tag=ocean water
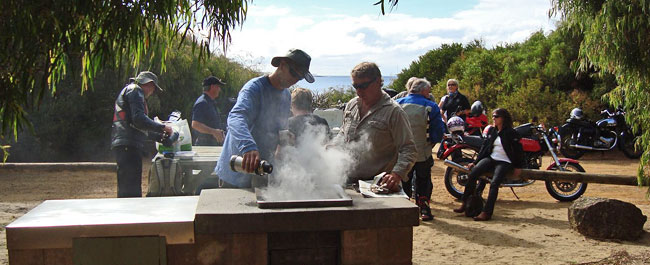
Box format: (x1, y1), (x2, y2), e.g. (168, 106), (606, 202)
(295, 76), (396, 94)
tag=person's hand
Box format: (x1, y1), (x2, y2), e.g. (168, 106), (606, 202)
(512, 168), (522, 179)
(379, 172), (403, 192)
(242, 150), (260, 173)
(163, 125), (173, 136)
(467, 163), (475, 170)
(212, 129), (225, 143)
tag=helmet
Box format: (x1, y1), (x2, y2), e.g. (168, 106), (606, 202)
(447, 116), (465, 134)
(570, 108), (584, 120)
(471, 101), (484, 117)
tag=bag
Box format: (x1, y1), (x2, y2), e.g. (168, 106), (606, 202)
(156, 119), (192, 153)
(464, 191), (485, 217)
(146, 157), (184, 196)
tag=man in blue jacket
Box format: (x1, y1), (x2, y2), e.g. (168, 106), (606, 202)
(396, 77), (445, 221)
(201, 49), (315, 190)
(111, 71), (173, 197)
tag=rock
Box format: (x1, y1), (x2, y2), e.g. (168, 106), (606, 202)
(568, 197), (647, 240)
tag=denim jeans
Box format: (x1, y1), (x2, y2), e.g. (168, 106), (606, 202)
(460, 157), (512, 215)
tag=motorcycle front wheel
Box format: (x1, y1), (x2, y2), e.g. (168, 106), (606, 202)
(619, 130), (643, 159)
(544, 162), (588, 202)
(559, 131), (585, 159)
(444, 158), (474, 199)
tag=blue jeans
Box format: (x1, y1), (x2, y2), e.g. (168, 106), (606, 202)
(461, 157), (512, 215)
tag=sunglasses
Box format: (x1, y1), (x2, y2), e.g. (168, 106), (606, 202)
(352, 78), (376, 90)
(447, 83), (457, 87)
(288, 65), (304, 80)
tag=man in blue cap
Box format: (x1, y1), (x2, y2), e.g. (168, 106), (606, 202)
(111, 71), (173, 197)
(198, 49), (315, 191)
(191, 76), (226, 146)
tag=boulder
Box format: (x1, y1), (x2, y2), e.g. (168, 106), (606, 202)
(568, 197), (647, 240)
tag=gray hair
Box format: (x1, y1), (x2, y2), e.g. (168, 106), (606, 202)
(410, 78), (431, 94)
(447, 78), (459, 86)
(405, 77), (418, 91)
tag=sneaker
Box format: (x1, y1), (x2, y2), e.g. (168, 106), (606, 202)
(418, 196), (434, 221)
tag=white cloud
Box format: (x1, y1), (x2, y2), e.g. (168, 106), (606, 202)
(226, 0), (556, 76)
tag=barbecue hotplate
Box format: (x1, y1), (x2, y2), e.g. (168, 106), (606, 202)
(255, 184), (353, 209)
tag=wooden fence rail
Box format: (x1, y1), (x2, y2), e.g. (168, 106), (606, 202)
(0, 162), (116, 172)
(444, 160), (645, 186)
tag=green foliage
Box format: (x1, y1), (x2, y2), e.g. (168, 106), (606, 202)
(0, 0), (249, 137)
(2, 40), (259, 162)
(313, 88), (357, 110)
(498, 79), (574, 126)
(392, 27), (611, 130)
(390, 43), (464, 93)
(552, 0), (650, 185)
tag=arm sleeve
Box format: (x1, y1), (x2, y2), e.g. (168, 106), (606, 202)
(126, 88), (164, 132)
(192, 101), (210, 125)
(227, 85), (260, 154)
(428, 103), (444, 143)
(390, 108), (417, 181)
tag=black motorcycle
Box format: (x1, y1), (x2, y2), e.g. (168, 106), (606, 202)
(558, 108), (643, 159)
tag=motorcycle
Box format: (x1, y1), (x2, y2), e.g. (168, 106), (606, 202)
(558, 108), (643, 159)
(465, 113), (488, 136)
(443, 123), (589, 202)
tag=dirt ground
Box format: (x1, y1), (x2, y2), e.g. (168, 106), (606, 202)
(1, 151), (649, 265)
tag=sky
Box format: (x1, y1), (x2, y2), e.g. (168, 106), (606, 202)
(224, 0), (558, 76)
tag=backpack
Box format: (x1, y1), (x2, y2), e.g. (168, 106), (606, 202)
(146, 157), (184, 196)
(464, 191), (485, 217)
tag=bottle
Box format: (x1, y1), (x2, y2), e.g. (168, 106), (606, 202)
(230, 155), (273, 175)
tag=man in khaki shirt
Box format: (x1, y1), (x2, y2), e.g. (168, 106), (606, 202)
(337, 62), (417, 192)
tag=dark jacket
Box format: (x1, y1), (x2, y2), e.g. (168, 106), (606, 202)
(111, 83), (166, 149)
(441, 91), (470, 120)
(474, 126), (525, 168)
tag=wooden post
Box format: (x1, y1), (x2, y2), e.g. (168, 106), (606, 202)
(443, 160), (643, 186)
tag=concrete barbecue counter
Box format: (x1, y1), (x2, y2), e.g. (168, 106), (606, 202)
(195, 189), (418, 233)
(6, 188), (419, 265)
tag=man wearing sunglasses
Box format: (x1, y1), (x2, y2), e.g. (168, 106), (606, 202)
(200, 49), (315, 190)
(337, 62), (417, 193)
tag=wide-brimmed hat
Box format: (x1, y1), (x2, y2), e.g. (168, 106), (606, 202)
(271, 49), (315, 83)
(134, 71), (163, 91)
(203, 76), (226, 86)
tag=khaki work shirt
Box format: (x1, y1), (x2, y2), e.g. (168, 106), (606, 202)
(338, 92), (417, 183)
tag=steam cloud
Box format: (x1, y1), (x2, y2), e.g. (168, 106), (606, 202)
(261, 123), (370, 200)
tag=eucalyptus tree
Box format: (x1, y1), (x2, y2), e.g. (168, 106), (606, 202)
(551, 0), (650, 185)
(0, 0), (249, 138)
(0, 1), (398, 160)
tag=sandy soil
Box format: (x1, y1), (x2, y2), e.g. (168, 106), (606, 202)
(1, 152), (649, 265)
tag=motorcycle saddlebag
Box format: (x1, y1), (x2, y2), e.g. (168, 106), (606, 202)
(514, 123), (535, 138)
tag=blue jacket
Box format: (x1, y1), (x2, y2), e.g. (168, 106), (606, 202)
(396, 94), (445, 161)
(215, 76), (291, 187)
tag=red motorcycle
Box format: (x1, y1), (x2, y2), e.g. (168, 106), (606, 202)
(465, 114), (488, 136)
(442, 123), (589, 202)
